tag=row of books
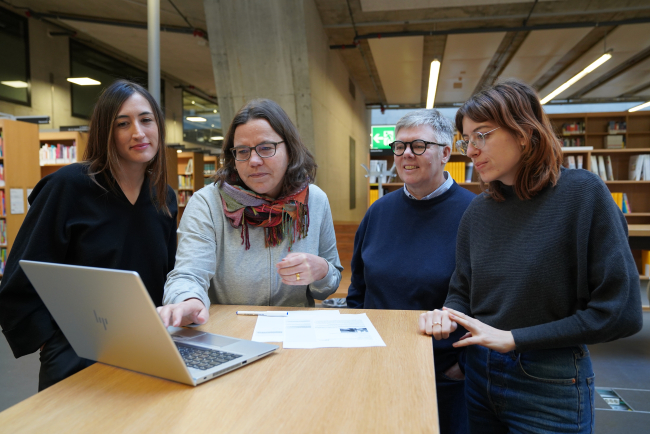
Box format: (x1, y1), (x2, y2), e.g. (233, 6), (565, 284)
(204, 163), (217, 175)
(0, 190), (5, 216)
(40, 143), (77, 165)
(0, 163), (4, 187)
(561, 122), (585, 135)
(589, 155), (614, 181)
(178, 190), (193, 207)
(0, 132), (4, 157)
(610, 192), (632, 214)
(629, 155), (650, 181)
(608, 121), (626, 134)
(178, 175), (193, 189)
(604, 135), (625, 149)
(446, 162), (474, 183)
(0, 219), (5, 245)
(643, 250), (650, 277)
(0, 248), (6, 275)
(561, 137), (584, 147)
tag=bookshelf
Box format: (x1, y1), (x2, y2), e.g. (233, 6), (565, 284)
(0, 119), (41, 276)
(176, 151), (204, 220)
(38, 131), (88, 178)
(203, 154), (221, 188)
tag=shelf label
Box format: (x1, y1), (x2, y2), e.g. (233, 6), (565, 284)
(10, 188), (25, 215)
(371, 126), (395, 150)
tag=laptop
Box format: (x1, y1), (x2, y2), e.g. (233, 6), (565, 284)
(20, 260), (279, 386)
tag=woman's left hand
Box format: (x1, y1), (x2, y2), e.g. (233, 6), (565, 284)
(445, 307), (516, 353)
(276, 253), (329, 285)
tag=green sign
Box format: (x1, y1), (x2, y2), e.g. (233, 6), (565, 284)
(371, 125), (395, 149)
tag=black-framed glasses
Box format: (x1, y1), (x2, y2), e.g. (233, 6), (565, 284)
(455, 127), (500, 156)
(231, 141), (284, 161)
(388, 140), (446, 156)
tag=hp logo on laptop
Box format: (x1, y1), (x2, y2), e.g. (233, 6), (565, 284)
(94, 310), (108, 331)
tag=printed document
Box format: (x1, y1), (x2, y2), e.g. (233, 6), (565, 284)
(251, 310), (340, 342)
(283, 313), (385, 349)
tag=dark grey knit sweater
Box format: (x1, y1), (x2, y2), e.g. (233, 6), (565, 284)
(444, 167), (643, 352)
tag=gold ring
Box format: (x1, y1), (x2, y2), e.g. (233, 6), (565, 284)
(433, 322), (442, 327)
(296, 273), (300, 281)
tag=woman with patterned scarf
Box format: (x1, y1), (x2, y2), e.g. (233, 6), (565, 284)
(157, 99), (343, 327)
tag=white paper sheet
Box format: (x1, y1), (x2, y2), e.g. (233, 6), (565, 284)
(251, 310), (340, 342)
(10, 188), (24, 214)
(283, 313), (386, 349)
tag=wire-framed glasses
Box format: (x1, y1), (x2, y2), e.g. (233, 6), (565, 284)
(231, 141), (284, 161)
(455, 127), (500, 156)
(388, 140), (446, 156)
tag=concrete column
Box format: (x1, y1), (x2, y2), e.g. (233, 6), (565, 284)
(203, 0), (314, 153)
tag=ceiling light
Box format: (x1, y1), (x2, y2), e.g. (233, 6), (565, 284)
(426, 59), (441, 109)
(1, 81), (29, 88)
(177, 149), (182, 153)
(540, 52), (612, 105)
(210, 136), (224, 141)
(213, 109), (217, 113)
(186, 116), (207, 122)
(67, 77), (101, 85)
(629, 101), (650, 112)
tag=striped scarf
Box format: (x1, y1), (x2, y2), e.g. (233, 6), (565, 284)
(218, 182), (310, 250)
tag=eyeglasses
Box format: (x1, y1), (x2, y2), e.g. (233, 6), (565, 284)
(455, 127), (500, 156)
(231, 141), (284, 161)
(388, 140), (446, 156)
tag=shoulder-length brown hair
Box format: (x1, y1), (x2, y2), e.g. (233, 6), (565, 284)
(215, 99), (317, 197)
(83, 79), (170, 216)
(455, 79), (563, 202)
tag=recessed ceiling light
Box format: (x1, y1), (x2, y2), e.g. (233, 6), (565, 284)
(177, 149), (182, 153)
(1, 81), (29, 88)
(210, 136), (224, 140)
(213, 109), (217, 113)
(67, 77), (101, 85)
(186, 116), (207, 122)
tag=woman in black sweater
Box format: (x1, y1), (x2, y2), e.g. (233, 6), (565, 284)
(0, 80), (177, 391)
(419, 80), (642, 434)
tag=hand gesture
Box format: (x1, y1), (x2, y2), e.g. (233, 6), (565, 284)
(276, 252), (328, 285)
(418, 309), (457, 339)
(444, 307), (516, 353)
(157, 298), (209, 328)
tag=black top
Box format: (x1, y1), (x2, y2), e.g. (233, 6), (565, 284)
(445, 167), (643, 351)
(346, 182), (476, 373)
(0, 163), (177, 358)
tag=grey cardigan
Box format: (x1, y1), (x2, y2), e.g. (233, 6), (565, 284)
(163, 183), (343, 308)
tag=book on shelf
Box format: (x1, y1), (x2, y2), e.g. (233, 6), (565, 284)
(369, 188), (379, 206)
(610, 192), (624, 212)
(561, 122), (585, 135)
(561, 137), (583, 147)
(0, 219), (6, 245)
(645, 155), (650, 181)
(607, 120), (626, 134)
(622, 193), (631, 214)
(39, 142), (77, 165)
(185, 158), (194, 175)
(605, 155), (614, 181)
(642, 250), (650, 277)
(0, 162), (4, 187)
(567, 156), (576, 169)
(0, 132), (4, 157)
(589, 155), (599, 176)
(597, 155), (608, 181)
(577, 155), (583, 169)
(178, 175), (193, 189)
(604, 135), (625, 149)
(629, 155), (643, 181)
(465, 162), (474, 182)
(0, 190), (5, 216)
(0, 247), (6, 275)
(446, 162), (466, 184)
(177, 190), (193, 206)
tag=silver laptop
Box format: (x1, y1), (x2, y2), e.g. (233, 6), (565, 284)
(20, 260), (278, 386)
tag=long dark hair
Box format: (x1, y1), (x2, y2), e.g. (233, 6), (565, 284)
(455, 79), (563, 201)
(215, 99), (317, 197)
(84, 79), (170, 216)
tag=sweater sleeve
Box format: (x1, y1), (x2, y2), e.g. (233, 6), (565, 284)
(444, 208), (472, 315)
(346, 213), (369, 309)
(0, 174), (73, 358)
(308, 190), (343, 299)
(163, 191), (216, 309)
(166, 186), (178, 271)
(512, 180), (643, 351)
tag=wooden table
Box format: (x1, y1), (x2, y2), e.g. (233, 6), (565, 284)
(0, 306), (439, 433)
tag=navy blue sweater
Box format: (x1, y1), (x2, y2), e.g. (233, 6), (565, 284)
(347, 182), (475, 372)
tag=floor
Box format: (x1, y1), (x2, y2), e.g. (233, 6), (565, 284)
(1, 288), (648, 434)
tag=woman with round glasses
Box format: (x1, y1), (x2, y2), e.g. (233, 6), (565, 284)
(419, 79), (642, 433)
(347, 109), (476, 434)
(158, 99), (342, 327)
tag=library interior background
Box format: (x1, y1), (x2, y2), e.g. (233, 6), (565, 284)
(1, 1), (650, 432)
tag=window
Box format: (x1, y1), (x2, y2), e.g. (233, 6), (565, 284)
(0, 7), (30, 105)
(69, 40), (164, 119)
(183, 90), (221, 147)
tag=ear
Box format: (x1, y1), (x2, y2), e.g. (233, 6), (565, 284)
(441, 145), (452, 163)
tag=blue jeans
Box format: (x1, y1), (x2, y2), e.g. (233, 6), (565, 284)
(465, 345), (595, 434)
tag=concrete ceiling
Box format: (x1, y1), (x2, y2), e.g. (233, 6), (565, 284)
(8, 0), (650, 107)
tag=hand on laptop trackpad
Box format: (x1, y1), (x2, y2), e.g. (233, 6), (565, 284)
(170, 328), (239, 348)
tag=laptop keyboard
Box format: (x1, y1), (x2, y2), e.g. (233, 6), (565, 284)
(176, 343), (242, 371)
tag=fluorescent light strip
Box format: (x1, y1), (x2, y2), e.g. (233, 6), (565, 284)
(186, 117), (207, 122)
(1, 81), (29, 88)
(629, 101), (650, 112)
(67, 77), (101, 86)
(210, 136), (224, 140)
(426, 60), (441, 109)
(540, 52), (612, 105)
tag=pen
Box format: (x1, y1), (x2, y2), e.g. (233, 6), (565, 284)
(236, 311), (289, 317)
